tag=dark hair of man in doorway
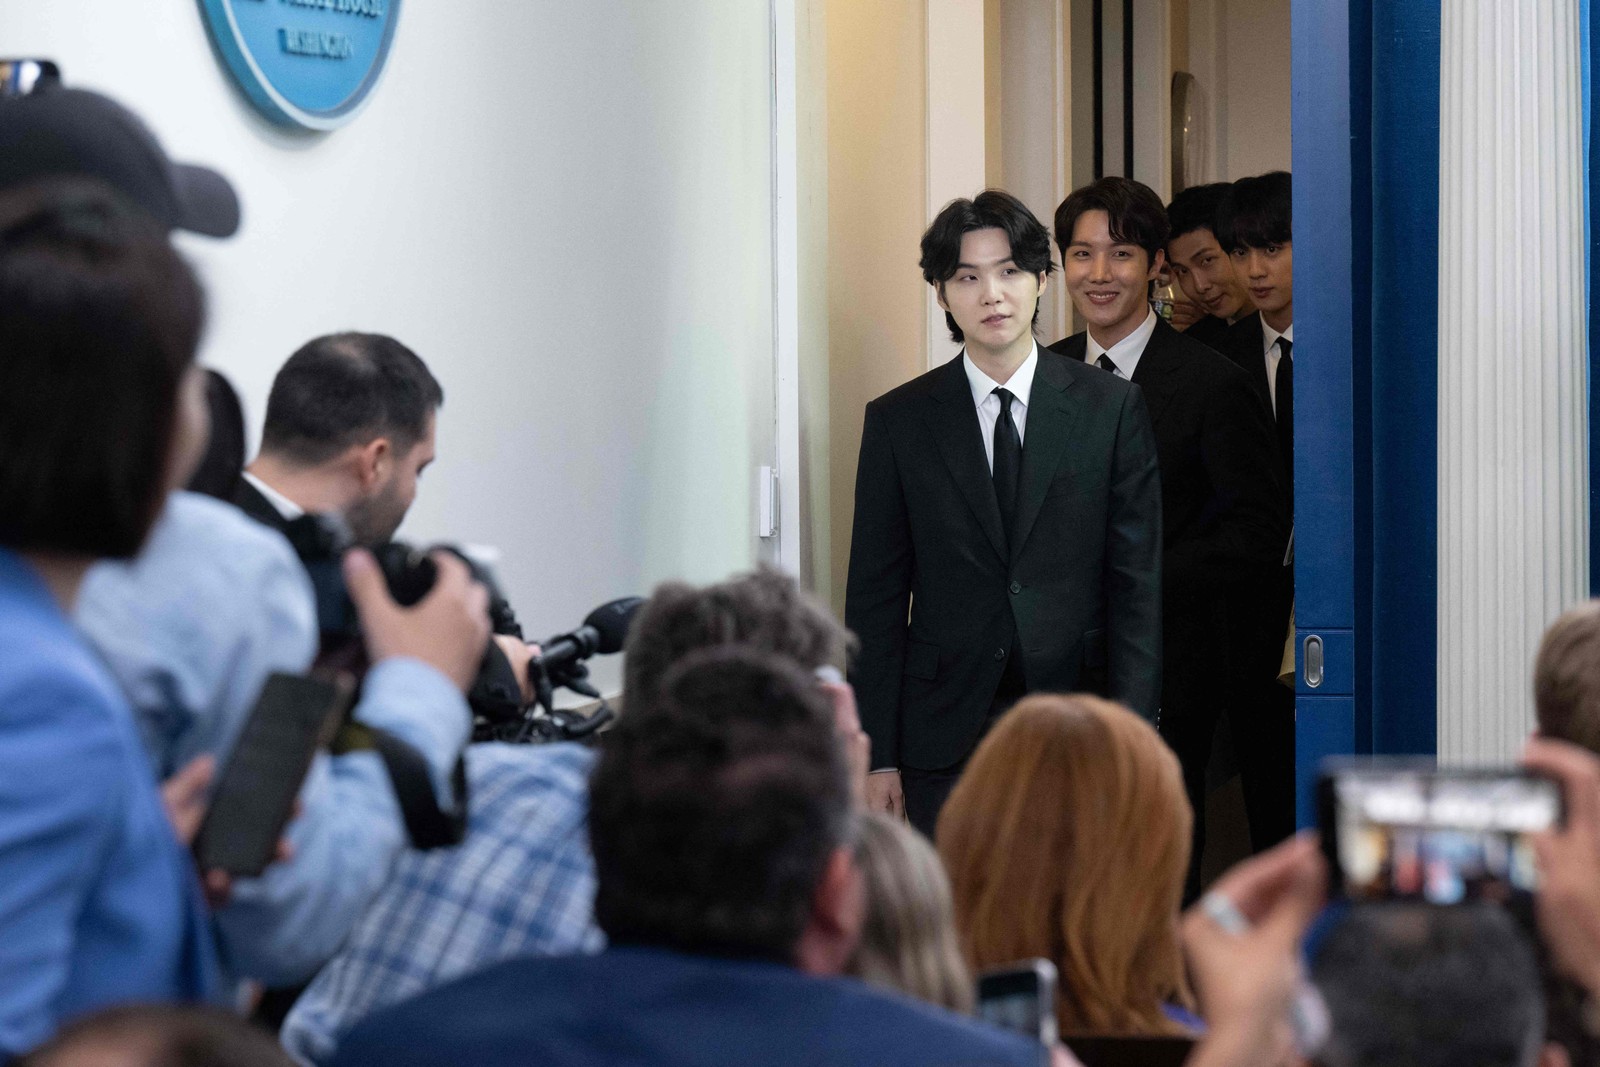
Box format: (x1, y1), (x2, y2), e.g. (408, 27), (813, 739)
(1214, 171), (1292, 253)
(920, 189), (1056, 344)
(1165, 181), (1233, 244)
(1052, 176), (1171, 267)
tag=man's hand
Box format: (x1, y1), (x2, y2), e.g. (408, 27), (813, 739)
(819, 679), (871, 807)
(1169, 299), (1206, 331)
(1523, 738), (1600, 996)
(345, 548), (491, 692)
(494, 635), (539, 708)
(161, 753), (215, 846)
(1180, 833), (1326, 1067)
(864, 769), (905, 821)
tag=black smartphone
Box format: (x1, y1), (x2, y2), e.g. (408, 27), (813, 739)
(193, 673), (353, 877)
(976, 959), (1058, 1046)
(1318, 759), (1562, 904)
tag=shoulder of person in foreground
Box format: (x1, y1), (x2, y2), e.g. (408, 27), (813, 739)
(328, 949), (1042, 1067)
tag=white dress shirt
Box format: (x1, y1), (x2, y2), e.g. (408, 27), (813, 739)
(1262, 321), (1294, 419)
(241, 471), (304, 520)
(1087, 308), (1159, 381)
(963, 342), (1039, 473)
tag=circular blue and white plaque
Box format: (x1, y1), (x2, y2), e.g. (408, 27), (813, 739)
(198, 0), (401, 130)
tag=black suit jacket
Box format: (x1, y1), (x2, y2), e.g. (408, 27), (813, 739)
(232, 477), (290, 531)
(1181, 313), (1233, 352)
(1049, 320), (1287, 606)
(845, 348), (1163, 771)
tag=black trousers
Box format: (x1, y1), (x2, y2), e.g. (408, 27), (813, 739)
(902, 643), (1028, 839)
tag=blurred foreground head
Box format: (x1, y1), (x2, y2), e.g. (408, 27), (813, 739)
(18, 1004), (292, 1067)
(939, 693), (1193, 1035)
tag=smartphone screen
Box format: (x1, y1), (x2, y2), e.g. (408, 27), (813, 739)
(977, 959), (1059, 1046)
(193, 672), (352, 876)
(1320, 762), (1561, 904)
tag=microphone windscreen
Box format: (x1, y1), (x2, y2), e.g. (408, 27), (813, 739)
(584, 597), (645, 654)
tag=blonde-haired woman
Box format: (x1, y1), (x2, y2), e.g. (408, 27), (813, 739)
(938, 694), (1200, 1036)
(847, 811), (975, 1014)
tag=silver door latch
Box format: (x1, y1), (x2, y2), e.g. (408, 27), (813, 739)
(1303, 634), (1324, 688)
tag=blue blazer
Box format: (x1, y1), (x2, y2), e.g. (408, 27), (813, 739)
(329, 945), (1043, 1067)
(0, 549), (218, 1058)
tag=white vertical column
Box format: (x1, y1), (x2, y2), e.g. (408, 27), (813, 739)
(1437, 0), (1589, 762)
(926, 0), (988, 368)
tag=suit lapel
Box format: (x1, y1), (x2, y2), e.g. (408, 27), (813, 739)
(925, 356), (1009, 562)
(1234, 312), (1271, 411)
(1129, 320), (1184, 429)
(1009, 351), (1082, 564)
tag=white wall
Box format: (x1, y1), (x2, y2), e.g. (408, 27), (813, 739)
(1188, 0), (1291, 181)
(7, 3), (778, 691)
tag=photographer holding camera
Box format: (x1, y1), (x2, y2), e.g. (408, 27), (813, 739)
(3, 82), (496, 991)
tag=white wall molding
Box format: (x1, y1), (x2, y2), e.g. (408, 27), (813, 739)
(1438, 0), (1589, 762)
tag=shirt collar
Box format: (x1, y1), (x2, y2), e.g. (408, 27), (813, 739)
(1087, 307), (1159, 379)
(241, 471), (305, 520)
(1262, 319), (1294, 356)
(963, 341), (1040, 410)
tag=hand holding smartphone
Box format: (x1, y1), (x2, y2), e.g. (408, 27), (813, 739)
(192, 673), (353, 878)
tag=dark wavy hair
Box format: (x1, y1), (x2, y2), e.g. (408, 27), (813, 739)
(1053, 176), (1170, 266)
(1214, 171), (1292, 253)
(920, 189), (1055, 343)
(1165, 182), (1234, 243)
(0, 180), (202, 558)
(590, 647), (852, 962)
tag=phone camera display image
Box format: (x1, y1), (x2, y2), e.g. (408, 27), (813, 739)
(1322, 764), (1560, 905)
(977, 959), (1058, 1047)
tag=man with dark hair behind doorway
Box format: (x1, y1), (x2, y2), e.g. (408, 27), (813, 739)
(846, 188), (1162, 835)
(1048, 175), (1289, 893)
(1165, 182), (1256, 351)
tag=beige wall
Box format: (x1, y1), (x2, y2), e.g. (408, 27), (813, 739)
(824, 0), (929, 613)
(798, 0), (832, 597)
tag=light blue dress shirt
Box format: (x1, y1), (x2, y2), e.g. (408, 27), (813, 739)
(76, 492), (473, 987)
(0, 548), (219, 1058)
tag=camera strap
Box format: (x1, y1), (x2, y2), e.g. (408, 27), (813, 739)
(333, 722), (468, 849)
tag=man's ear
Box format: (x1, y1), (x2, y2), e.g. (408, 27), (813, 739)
(795, 846), (865, 977)
(355, 437), (392, 491)
(1147, 248), (1167, 282)
(1035, 271), (1049, 299)
(934, 281), (950, 313)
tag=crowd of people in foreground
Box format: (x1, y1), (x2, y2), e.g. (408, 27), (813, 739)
(10, 80), (1600, 1067)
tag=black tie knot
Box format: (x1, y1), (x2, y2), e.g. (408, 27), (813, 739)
(1278, 337), (1292, 360)
(992, 386), (1015, 413)
(1095, 354), (1116, 374)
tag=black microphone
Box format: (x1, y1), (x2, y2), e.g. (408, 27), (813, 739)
(533, 597), (644, 674)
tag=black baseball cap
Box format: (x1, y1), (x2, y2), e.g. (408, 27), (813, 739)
(0, 86), (240, 237)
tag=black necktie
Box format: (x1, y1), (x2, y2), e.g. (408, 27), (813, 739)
(1274, 338), (1293, 486)
(1096, 354), (1117, 376)
(991, 387), (1021, 541)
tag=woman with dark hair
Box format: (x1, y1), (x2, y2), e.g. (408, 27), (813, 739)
(0, 182), (219, 1058)
(938, 693), (1200, 1038)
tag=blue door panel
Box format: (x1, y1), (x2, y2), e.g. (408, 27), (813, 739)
(1297, 695), (1355, 828)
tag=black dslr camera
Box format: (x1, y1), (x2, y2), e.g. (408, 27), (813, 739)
(281, 513), (639, 744)
(281, 513), (528, 725)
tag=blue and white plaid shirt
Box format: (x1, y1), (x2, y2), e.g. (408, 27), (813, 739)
(280, 741), (604, 1066)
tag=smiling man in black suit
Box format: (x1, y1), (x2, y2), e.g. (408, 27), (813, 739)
(1049, 177), (1290, 891)
(846, 190), (1162, 835)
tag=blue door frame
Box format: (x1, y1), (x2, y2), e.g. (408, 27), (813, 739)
(1292, 0), (1441, 825)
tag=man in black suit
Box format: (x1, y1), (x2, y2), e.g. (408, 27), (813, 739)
(1164, 183), (1256, 353)
(1048, 177), (1290, 886)
(1212, 172), (1298, 858)
(846, 190), (1162, 834)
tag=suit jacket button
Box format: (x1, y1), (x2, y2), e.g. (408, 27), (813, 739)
(1009, 581), (1022, 594)
(994, 648), (1007, 660)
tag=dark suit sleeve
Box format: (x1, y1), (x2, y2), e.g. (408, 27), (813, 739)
(1164, 371), (1289, 590)
(1105, 386), (1163, 722)
(844, 400), (913, 769)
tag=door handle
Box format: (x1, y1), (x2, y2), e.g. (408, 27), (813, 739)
(1303, 634), (1324, 688)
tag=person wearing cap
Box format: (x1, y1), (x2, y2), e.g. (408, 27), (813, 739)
(0, 85), (239, 236)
